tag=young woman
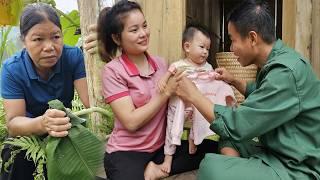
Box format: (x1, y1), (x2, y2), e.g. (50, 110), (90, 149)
(96, 1), (217, 179)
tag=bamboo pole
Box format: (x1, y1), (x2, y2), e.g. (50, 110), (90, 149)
(77, 0), (105, 137)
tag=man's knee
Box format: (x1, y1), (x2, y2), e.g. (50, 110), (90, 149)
(197, 153), (229, 180)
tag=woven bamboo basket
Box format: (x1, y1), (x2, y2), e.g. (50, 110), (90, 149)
(216, 52), (257, 104)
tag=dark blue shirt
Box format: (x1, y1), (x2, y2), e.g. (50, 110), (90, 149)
(1, 45), (86, 117)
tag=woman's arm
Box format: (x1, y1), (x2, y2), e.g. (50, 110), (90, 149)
(74, 77), (90, 108)
(4, 99), (71, 137)
(109, 78), (176, 132)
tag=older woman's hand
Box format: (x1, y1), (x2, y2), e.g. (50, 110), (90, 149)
(41, 109), (71, 137)
(83, 24), (98, 54)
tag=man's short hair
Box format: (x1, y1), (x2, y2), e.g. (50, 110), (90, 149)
(228, 0), (275, 44)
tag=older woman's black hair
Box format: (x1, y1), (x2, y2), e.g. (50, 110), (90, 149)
(20, 3), (61, 40)
(97, 0), (142, 62)
(228, 0), (275, 44)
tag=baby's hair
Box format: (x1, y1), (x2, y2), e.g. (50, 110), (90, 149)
(182, 22), (211, 46)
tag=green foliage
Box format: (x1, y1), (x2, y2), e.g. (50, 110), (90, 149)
(0, 27), (17, 65)
(4, 136), (47, 180)
(71, 93), (114, 136)
(60, 10), (80, 46)
(0, 99), (7, 144)
(97, 105), (114, 136)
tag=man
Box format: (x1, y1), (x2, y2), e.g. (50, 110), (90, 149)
(175, 0), (320, 179)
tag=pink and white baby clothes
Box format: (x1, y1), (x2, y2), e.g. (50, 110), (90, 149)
(164, 59), (236, 155)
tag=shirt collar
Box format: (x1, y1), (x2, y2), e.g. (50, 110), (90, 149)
(120, 52), (158, 76)
(266, 39), (285, 64)
(24, 48), (62, 81)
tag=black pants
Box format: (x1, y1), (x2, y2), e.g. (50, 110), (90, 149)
(104, 140), (218, 180)
(0, 144), (47, 180)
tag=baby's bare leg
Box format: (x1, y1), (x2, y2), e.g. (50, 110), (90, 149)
(188, 138), (197, 154)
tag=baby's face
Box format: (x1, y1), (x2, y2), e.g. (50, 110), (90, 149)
(185, 31), (211, 65)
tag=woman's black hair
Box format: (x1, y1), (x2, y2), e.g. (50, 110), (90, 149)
(97, 0), (142, 62)
(228, 0), (275, 44)
(20, 3), (61, 40)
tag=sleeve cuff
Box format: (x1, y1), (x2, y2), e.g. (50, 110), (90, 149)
(244, 82), (256, 97)
(210, 104), (230, 140)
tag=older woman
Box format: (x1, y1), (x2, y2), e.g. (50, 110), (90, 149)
(0, 3), (89, 179)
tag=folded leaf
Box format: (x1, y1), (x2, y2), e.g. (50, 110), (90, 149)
(46, 100), (104, 180)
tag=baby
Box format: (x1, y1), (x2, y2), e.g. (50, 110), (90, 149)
(158, 23), (239, 173)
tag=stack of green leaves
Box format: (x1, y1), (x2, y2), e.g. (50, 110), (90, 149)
(46, 99), (104, 180)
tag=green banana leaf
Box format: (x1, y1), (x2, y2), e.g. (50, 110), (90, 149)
(60, 10), (80, 46)
(46, 100), (104, 180)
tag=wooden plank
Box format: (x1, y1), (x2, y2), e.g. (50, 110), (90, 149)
(282, 0), (312, 60)
(163, 0), (185, 63)
(312, 0), (320, 78)
(77, 0), (105, 137)
(295, 0), (312, 59)
(282, 0), (296, 49)
(137, 0), (185, 64)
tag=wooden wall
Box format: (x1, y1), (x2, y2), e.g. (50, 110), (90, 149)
(311, 0), (320, 78)
(136, 0), (185, 64)
(282, 0), (320, 78)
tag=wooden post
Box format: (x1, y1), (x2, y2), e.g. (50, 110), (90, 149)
(77, 0), (105, 137)
(282, 0), (312, 60)
(311, 0), (320, 78)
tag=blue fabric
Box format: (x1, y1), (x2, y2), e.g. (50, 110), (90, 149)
(1, 45), (86, 117)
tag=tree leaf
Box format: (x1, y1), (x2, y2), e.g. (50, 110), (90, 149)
(60, 10), (80, 46)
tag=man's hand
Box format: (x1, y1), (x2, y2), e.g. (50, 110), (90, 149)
(215, 67), (235, 85)
(175, 71), (200, 103)
(83, 24), (98, 54)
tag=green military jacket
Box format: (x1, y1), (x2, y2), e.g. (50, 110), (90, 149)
(211, 40), (320, 179)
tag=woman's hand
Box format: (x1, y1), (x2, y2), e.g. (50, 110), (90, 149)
(163, 69), (186, 97)
(215, 67), (235, 85)
(41, 109), (71, 137)
(83, 24), (98, 54)
(163, 76), (177, 97)
(157, 78), (167, 93)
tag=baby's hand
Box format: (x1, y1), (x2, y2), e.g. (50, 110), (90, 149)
(225, 95), (236, 107)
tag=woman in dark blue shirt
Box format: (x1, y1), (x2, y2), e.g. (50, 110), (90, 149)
(0, 3), (89, 179)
